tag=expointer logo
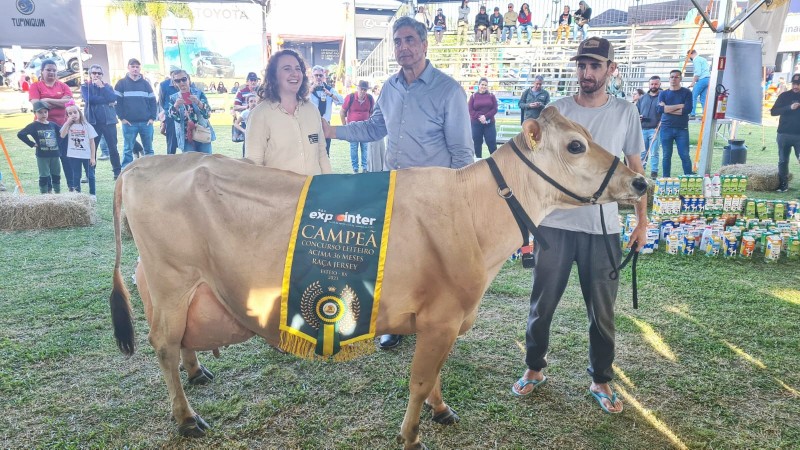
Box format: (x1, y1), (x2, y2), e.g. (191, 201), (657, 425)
(309, 210), (377, 226)
(16, 0), (35, 15)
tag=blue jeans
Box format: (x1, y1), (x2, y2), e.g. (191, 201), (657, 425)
(350, 141), (368, 172)
(93, 122), (121, 178)
(121, 122), (154, 169)
(69, 158), (96, 195)
(574, 24), (589, 41)
(471, 121), (497, 158)
(182, 139), (213, 154)
(517, 24), (533, 43)
(501, 26), (516, 42)
(99, 135), (109, 156)
(777, 133), (800, 189)
(660, 126), (693, 177)
(641, 128), (661, 174)
(56, 133), (74, 190)
(691, 77), (709, 116)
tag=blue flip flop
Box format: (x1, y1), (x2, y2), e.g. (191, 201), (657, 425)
(589, 389), (623, 414)
(511, 376), (547, 396)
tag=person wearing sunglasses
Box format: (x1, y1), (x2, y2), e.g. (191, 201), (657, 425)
(158, 67), (182, 155)
(114, 58), (157, 169)
(81, 64), (121, 178)
(167, 70), (215, 154)
(502, 3), (518, 44)
(309, 65), (343, 155)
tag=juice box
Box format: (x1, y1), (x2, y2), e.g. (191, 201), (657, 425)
(765, 235), (782, 262)
(706, 235), (721, 257)
(756, 200), (768, 218)
(774, 201), (786, 220)
(788, 237), (800, 260)
(740, 235), (755, 258)
(723, 233), (738, 257)
(683, 234), (695, 255)
(666, 234), (680, 255)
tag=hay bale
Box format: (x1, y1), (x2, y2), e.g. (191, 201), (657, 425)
(0, 193), (97, 231)
(718, 164), (792, 191)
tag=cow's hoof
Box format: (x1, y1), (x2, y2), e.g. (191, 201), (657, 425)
(178, 415), (210, 437)
(188, 365), (215, 385)
(396, 435), (427, 450)
(431, 405), (460, 425)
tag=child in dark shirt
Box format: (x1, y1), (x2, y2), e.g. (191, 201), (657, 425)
(17, 101), (62, 193)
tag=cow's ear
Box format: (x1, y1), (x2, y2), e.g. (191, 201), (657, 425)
(522, 118), (542, 151)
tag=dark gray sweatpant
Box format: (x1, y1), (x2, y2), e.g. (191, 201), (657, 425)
(525, 226), (621, 383)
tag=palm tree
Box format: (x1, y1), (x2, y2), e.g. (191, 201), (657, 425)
(106, 1), (194, 74)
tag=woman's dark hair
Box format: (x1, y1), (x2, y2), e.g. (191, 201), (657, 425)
(258, 49), (309, 103)
(461, 0), (468, 7)
(519, 3), (530, 16)
(634, 88), (645, 96)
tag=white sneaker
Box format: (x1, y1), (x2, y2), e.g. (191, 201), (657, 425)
(90, 194), (96, 201)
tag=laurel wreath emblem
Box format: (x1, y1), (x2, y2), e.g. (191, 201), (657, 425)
(300, 282), (360, 334)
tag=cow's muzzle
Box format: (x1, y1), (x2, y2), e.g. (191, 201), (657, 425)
(632, 176), (648, 197)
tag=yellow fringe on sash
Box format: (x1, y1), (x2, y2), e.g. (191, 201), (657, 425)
(279, 331), (375, 362)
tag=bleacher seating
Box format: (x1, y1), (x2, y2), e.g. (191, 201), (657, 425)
(358, 23), (716, 104)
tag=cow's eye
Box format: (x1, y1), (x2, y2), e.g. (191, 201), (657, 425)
(567, 140), (585, 154)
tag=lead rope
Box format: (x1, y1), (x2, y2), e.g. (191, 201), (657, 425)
(599, 204), (639, 309)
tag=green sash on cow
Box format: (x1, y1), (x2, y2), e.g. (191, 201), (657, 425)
(279, 171), (396, 361)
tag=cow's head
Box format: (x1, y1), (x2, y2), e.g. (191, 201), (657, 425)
(517, 106), (648, 206)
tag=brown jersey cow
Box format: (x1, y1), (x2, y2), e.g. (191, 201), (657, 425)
(110, 107), (647, 450)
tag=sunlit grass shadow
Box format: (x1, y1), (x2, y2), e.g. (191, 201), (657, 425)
(614, 382), (689, 450)
(770, 288), (800, 306)
(621, 314), (677, 362)
(665, 305), (800, 397)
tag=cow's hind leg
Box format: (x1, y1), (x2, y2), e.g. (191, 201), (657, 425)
(148, 294), (208, 437)
(397, 326), (459, 450)
(181, 349), (215, 385)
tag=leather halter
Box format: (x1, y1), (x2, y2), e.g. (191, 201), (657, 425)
(486, 138), (640, 309)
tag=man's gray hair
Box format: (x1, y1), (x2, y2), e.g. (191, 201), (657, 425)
(393, 16), (428, 42)
(88, 64), (104, 73)
(312, 65), (326, 73)
(534, 75), (544, 82)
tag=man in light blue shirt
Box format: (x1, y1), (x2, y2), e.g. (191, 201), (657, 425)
(324, 19), (472, 170)
(309, 65), (343, 155)
(322, 16), (472, 353)
(688, 50), (711, 118)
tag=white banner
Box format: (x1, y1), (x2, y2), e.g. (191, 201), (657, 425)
(0, 0), (87, 47)
(777, 13), (800, 52)
(743, 0), (791, 65)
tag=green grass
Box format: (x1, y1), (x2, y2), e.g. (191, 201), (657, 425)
(1, 112), (799, 449)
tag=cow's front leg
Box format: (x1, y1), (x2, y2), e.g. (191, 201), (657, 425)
(149, 304), (208, 437)
(397, 326), (459, 450)
(181, 348), (215, 385)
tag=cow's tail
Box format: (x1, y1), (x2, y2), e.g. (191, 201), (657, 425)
(110, 175), (135, 356)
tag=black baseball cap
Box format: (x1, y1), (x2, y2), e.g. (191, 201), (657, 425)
(792, 73), (800, 84)
(246, 72), (259, 81)
(570, 37), (614, 63)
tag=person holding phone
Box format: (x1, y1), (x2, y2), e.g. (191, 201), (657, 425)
(167, 69), (215, 154)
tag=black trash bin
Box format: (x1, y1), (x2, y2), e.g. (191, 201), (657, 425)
(722, 139), (747, 166)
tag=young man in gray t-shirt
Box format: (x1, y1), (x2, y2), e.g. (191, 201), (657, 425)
(511, 37), (647, 415)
